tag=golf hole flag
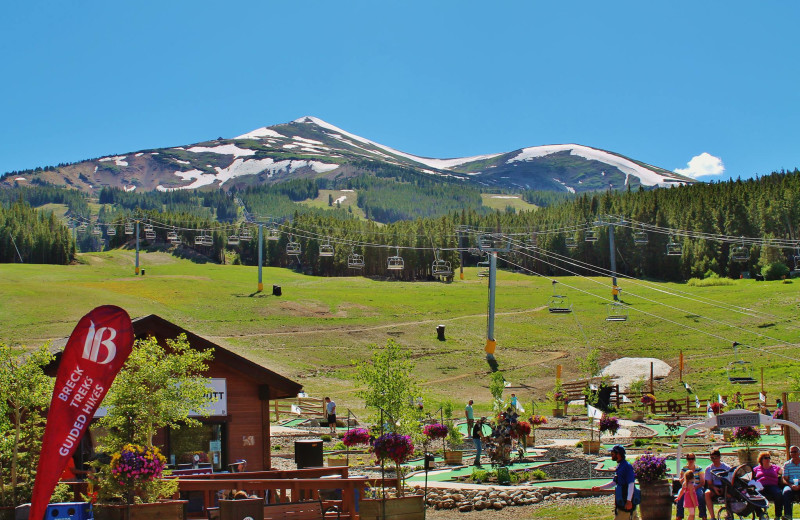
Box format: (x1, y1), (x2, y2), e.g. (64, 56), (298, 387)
(30, 306), (134, 520)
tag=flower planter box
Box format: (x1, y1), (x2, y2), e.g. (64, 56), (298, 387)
(551, 408), (564, 418)
(737, 449), (758, 466)
(327, 457), (348, 467)
(639, 480), (672, 520)
(631, 411), (644, 422)
(722, 430), (733, 442)
(94, 500), (187, 520)
(582, 440), (601, 454)
(443, 450), (463, 465)
(359, 495), (424, 520)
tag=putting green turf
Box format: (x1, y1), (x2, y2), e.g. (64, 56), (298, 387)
(406, 460), (555, 482)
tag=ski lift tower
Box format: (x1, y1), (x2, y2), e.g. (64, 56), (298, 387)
(479, 233), (510, 371)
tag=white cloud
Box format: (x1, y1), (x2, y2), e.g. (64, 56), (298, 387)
(674, 152), (725, 178)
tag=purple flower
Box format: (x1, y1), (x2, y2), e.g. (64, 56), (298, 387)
(633, 452), (667, 484)
(423, 423), (449, 440)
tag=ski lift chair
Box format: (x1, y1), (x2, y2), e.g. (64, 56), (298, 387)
(584, 229), (598, 242)
(548, 295), (572, 313)
(124, 223), (134, 235)
(731, 238), (749, 262)
(202, 235), (213, 246)
(477, 259), (490, 277)
(548, 281), (572, 313)
(267, 226), (280, 241)
(144, 222), (154, 232)
(432, 259), (453, 277)
(605, 302), (628, 322)
(240, 227), (252, 240)
(387, 247), (404, 270)
(565, 237), (577, 249)
(347, 252), (365, 269)
(170, 235), (181, 245)
(727, 360), (757, 384)
(319, 239), (334, 257)
(167, 230), (178, 242)
(92, 226), (102, 236)
(145, 230), (156, 240)
(194, 234), (204, 246)
(666, 237), (682, 256)
(286, 236), (302, 256)
(633, 230), (648, 245)
(77, 223), (87, 232)
(479, 234), (495, 250)
(227, 234), (240, 246)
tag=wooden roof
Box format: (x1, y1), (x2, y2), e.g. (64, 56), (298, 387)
(50, 314), (302, 399)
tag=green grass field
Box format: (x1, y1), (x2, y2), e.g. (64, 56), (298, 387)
(480, 193), (538, 212)
(299, 189), (367, 219)
(1, 250), (797, 418)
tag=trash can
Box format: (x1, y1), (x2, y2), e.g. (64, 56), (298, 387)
(272, 285), (282, 296)
(424, 452), (436, 471)
(295, 438), (323, 469)
(16, 502), (92, 520)
(141, 269), (146, 276)
(436, 325), (445, 341)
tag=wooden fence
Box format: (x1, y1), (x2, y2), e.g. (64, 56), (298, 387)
(271, 396), (325, 421)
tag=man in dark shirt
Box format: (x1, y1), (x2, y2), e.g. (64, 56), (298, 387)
(472, 417), (486, 467)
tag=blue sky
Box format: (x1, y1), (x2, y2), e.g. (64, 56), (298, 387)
(2, 1), (798, 181)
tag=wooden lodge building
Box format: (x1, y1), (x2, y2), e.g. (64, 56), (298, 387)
(49, 314), (302, 472)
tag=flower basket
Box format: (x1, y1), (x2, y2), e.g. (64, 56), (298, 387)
(372, 433), (414, 465)
(342, 428), (371, 447)
(633, 452), (668, 485)
(732, 425), (760, 461)
(599, 415), (620, 436)
(422, 423), (448, 440)
(640, 394), (655, 415)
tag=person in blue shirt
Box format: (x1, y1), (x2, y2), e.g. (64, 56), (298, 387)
(704, 449), (731, 520)
(592, 445), (639, 519)
(782, 445), (800, 520)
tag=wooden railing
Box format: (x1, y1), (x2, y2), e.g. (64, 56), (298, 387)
(271, 396), (325, 421)
(175, 473), (400, 520)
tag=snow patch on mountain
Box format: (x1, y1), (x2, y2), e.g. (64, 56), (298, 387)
(160, 158), (339, 190)
(235, 127), (286, 140)
(553, 178), (576, 193)
(99, 155), (128, 166)
(187, 144), (256, 157)
(293, 136), (325, 146)
(293, 116), (501, 170)
(508, 144), (677, 187)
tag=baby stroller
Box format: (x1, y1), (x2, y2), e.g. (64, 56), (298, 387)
(709, 465), (769, 520)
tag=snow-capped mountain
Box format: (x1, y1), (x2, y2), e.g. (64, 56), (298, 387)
(3, 116), (695, 193)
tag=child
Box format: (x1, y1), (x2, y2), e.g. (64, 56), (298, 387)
(675, 470), (699, 520)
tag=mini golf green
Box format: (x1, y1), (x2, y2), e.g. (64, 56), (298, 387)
(406, 460), (555, 482)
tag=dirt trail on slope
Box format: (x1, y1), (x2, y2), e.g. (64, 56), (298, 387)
(205, 306), (549, 340)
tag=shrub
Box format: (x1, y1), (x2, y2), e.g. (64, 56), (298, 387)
(471, 468), (489, 483)
(529, 469), (547, 480)
(321, 434), (332, 442)
(333, 441), (346, 450)
(762, 262), (790, 281)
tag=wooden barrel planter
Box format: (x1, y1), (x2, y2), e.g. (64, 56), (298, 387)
(639, 480), (672, 520)
(737, 449), (758, 466)
(327, 456), (348, 467)
(582, 440), (601, 454)
(552, 408), (564, 418)
(360, 495), (424, 520)
(443, 450), (463, 465)
(631, 411), (644, 422)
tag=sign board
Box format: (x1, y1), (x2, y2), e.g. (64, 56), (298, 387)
(787, 401), (800, 449)
(189, 378), (227, 417)
(95, 378), (227, 417)
(716, 411), (761, 429)
(209, 440), (222, 452)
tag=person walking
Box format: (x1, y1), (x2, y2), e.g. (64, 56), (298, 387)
(324, 396), (336, 435)
(465, 400), (474, 434)
(472, 417), (486, 467)
(592, 445), (639, 519)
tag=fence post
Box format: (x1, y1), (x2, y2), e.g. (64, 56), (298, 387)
(274, 400), (280, 421)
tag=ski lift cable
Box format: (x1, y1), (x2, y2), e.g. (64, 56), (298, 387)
(524, 240), (787, 322)
(510, 246), (800, 352)
(496, 253), (800, 363)
(510, 237), (784, 321)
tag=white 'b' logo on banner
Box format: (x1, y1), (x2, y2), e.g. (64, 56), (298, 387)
(82, 321), (117, 364)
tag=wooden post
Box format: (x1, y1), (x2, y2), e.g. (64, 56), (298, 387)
(650, 362), (654, 393)
(761, 367), (765, 394)
(274, 400), (279, 422)
(679, 350), (683, 382)
(556, 364), (562, 381)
